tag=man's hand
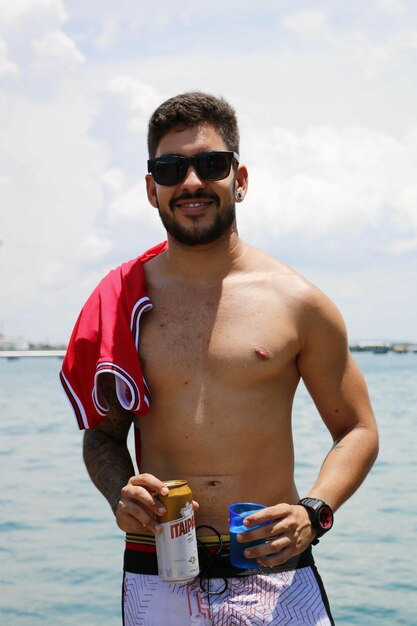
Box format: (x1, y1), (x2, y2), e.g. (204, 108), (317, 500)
(237, 503), (316, 566)
(115, 473), (200, 535)
(115, 473), (169, 534)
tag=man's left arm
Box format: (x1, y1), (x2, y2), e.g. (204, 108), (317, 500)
(296, 293), (379, 512)
(239, 290), (379, 566)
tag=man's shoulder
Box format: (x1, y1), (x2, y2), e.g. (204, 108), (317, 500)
(95, 241), (168, 291)
(245, 245), (318, 294)
(116, 240), (168, 275)
(244, 244), (341, 319)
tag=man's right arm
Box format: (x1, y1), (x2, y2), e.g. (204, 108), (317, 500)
(82, 374), (168, 534)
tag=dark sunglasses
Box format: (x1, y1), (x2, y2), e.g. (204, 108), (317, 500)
(147, 151), (239, 186)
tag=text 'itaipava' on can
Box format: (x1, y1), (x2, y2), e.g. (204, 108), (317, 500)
(155, 480), (200, 583)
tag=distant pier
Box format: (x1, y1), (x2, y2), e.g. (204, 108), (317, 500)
(350, 342), (417, 354)
(0, 350), (66, 359)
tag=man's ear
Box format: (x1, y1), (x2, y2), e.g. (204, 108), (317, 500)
(145, 174), (159, 208)
(234, 164), (248, 202)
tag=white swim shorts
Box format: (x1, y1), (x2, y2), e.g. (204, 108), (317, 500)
(122, 568), (334, 626)
(122, 532), (335, 626)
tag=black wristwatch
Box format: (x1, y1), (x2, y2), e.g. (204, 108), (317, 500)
(298, 498), (334, 545)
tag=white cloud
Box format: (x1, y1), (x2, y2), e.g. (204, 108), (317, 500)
(0, 174), (10, 188)
(101, 168), (127, 194)
(40, 260), (66, 287)
(0, 0), (84, 78)
(106, 75), (160, 134)
(108, 182), (141, 221)
(240, 124), (417, 246)
(280, 5), (411, 79)
(0, 0), (67, 31)
(281, 10), (329, 40)
(373, 0), (404, 12)
(0, 37), (19, 77)
(396, 29), (417, 50)
(340, 33), (396, 78)
(80, 233), (113, 260)
(108, 180), (149, 222)
(385, 236), (417, 254)
(94, 17), (122, 49)
(394, 185), (417, 229)
(32, 30), (85, 70)
(0, 88), (109, 337)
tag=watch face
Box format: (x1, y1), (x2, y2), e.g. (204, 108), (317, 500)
(319, 505), (333, 530)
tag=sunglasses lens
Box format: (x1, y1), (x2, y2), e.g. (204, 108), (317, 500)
(197, 153), (232, 181)
(152, 158), (186, 185)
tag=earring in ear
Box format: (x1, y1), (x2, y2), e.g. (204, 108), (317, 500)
(235, 191), (244, 200)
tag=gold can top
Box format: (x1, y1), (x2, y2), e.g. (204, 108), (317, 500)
(163, 480), (187, 490)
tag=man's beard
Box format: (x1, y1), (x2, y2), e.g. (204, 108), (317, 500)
(157, 191), (236, 246)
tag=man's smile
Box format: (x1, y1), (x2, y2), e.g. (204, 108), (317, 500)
(174, 200), (214, 214)
(170, 192), (220, 215)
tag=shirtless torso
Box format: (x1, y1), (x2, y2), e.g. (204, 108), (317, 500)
(139, 244), (302, 532)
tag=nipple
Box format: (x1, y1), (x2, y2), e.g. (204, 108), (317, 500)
(255, 347), (271, 361)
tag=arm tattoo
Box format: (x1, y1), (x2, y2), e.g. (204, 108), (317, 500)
(83, 429), (135, 514)
(83, 376), (136, 514)
(321, 438), (345, 466)
(330, 440), (344, 452)
(100, 381), (123, 411)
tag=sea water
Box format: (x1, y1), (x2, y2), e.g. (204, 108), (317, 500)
(1, 352), (416, 625)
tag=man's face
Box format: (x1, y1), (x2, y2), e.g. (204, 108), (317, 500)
(146, 125), (238, 247)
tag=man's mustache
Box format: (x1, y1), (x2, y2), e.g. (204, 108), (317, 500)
(169, 191), (220, 211)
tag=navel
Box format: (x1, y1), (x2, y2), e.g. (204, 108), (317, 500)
(207, 480), (221, 487)
(255, 347), (271, 361)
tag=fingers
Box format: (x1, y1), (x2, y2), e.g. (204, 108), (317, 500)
(116, 506), (161, 535)
(236, 503), (313, 566)
(116, 475), (201, 535)
(116, 473), (169, 535)
(129, 473), (169, 496)
(242, 503), (291, 529)
(242, 531), (306, 567)
(239, 505), (291, 545)
(256, 546), (295, 567)
(243, 535), (291, 560)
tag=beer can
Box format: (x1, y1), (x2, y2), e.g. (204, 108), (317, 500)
(155, 479), (200, 583)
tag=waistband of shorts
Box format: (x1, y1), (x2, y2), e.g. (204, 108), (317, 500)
(125, 531), (230, 553)
(124, 532), (315, 578)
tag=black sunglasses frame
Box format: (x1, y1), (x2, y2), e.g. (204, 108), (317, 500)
(147, 151), (239, 186)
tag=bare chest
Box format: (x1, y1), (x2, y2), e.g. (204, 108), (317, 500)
(138, 281), (300, 392)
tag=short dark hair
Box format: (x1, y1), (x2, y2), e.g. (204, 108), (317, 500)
(147, 91), (240, 158)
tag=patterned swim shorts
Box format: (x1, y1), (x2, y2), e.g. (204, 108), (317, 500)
(122, 532), (335, 626)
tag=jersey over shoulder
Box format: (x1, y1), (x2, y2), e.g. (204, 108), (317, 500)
(59, 241), (167, 430)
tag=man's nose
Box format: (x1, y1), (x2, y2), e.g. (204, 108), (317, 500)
(180, 165), (205, 191)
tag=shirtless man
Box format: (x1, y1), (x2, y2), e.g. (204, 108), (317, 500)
(62, 92), (378, 625)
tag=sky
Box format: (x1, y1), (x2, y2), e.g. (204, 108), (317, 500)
(1, 0), (416, 344)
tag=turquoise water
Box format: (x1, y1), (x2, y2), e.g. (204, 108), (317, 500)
(1, 353), (416, 625)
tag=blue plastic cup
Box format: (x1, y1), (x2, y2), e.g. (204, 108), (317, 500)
(228, 502), (267, 569)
